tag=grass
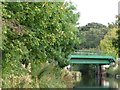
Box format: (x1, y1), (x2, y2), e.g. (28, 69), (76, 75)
(2, 61), (68, 88)
(2, 61), (82, 88)
(106, 63), (120, 76)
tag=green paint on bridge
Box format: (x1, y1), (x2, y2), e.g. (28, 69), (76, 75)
(68, 50), (116, 65)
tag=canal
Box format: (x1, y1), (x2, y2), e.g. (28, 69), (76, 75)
(73, 75), (120, 89)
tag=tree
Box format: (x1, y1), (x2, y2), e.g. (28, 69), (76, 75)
(77, 22), (108, 49)
(117, 15), (120, 57)
(2, 1), (80, 71)
(98, 25), (118, 56)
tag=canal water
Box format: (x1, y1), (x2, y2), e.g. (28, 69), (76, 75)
(73, 76), (120, 89)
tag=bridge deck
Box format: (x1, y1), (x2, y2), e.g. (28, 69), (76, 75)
(68, 54), (116, 64)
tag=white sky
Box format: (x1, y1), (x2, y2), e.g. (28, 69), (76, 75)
(71, 0), (119, 26)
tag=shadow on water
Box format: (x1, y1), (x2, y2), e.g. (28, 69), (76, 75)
(73, 75), (120, 89)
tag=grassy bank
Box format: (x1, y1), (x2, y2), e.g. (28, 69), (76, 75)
(106, 63), (120, 77)
(2, 61), (81, 88)
(2, 62), (65, 88)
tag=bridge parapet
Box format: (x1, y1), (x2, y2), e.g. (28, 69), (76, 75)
(73, 50), (116, 57)
(68, 50), (116, 64)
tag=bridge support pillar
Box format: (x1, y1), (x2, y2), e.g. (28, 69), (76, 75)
(97, 64), (102, 86)
(97, 64), (102, 76)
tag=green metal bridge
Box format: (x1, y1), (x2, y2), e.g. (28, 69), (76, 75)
(68, 50), (116, 65)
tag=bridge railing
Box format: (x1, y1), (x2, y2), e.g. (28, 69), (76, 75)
(72, 50), (116, 57)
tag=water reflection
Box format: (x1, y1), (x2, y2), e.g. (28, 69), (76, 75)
(101, 78), (120, 88)
(73, 76), (120, 89)
(101, 78), (110, 87)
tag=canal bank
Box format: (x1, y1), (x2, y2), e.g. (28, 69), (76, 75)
(106, 61), (120, 79)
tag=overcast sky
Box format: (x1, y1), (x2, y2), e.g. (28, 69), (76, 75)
(71, 0), (119, 26)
